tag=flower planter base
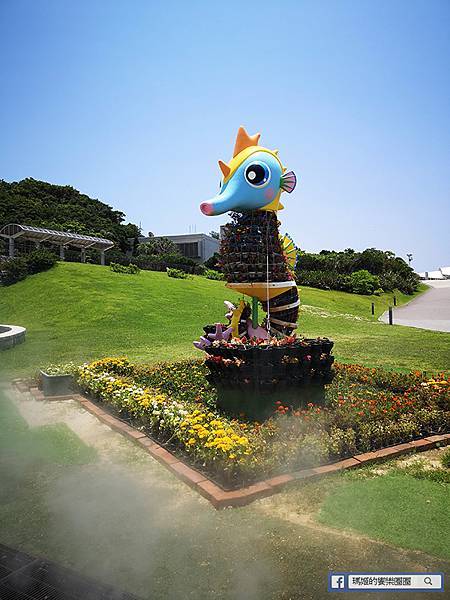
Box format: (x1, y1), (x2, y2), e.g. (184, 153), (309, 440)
(40, 371), (74, 397)
(203, 336), (334, 419)
(215, 384), (327, 420)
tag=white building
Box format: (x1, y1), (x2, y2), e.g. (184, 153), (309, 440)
(138, 233), (219, 263)
(418, 267), (450, 280)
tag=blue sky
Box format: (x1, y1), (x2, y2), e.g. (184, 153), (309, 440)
(1, 0), (449, 272)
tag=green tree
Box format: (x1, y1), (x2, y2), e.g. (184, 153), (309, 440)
(350, 270), (380, 295)
(0, 178), (141, 253)
(136, 237), (181, 257)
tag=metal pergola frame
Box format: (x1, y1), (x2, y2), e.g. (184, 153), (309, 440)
(0, 223), (114, 265)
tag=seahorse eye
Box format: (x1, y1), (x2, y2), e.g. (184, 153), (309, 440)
(245, 162), (271, 188)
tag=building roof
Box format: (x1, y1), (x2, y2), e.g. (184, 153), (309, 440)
(0, 223), (114, 250)
(146, 233), (218, 241)
(427, 270), (445, 279)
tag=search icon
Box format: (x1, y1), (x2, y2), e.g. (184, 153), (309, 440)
(424, 576), (432, 585)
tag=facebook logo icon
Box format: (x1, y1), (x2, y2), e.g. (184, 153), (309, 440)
(329, 573), (347, 591)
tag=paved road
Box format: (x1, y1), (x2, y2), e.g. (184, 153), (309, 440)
(380, 280), (450, 332)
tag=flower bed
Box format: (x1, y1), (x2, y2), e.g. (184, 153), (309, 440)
(75, 357), (450, 489)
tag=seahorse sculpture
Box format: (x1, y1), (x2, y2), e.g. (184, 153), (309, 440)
(200, 126), (299, 338)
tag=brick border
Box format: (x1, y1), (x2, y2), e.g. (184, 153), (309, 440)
(14, 380), (450, 509)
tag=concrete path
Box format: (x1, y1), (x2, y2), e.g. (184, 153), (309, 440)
(380, 281), (450, 332)
(1, 386), (449, 600)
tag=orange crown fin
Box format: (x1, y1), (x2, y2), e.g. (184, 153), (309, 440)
(233, 126), (261, 158)
(218, 160), (231, 178)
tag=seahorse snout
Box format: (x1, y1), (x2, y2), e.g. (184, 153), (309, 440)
(200, 202), (214, 215)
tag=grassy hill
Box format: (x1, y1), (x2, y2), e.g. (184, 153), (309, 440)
(0, 262), (448, 377)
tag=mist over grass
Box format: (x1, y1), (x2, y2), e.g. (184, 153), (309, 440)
(1, 387), (448, 599)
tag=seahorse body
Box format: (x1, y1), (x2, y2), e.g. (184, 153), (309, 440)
(200, 127), (299, 337)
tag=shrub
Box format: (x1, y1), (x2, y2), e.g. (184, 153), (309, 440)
(135, 253), (203, 274)
(295, 247), (419, 295)
(0, 257), (28, 285)
(349, 270), (380, 295)
(204, 268), (224, 281)
(0, 248), (57, 285)
(110, 262), (140, 275)
(102, 248), (131, 266)
(204, 252), (221, 271)
(136, 238), (180, 257)
(379, 270), (419, 295)
(195, 264), (207, 275)
(327, 427), (357, 458)
(25, 249), (57, 274)
(296, 270), (351, 291)
(167, 267), (189, 279)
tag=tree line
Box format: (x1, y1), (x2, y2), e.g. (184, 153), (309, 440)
(0, 178), (140, 256)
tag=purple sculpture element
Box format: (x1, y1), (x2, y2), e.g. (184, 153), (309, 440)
(193, 336), (211, 350)
(207, 323), (233, 342)
(246, 320), (269, 340)
(193, 323), (233, 350)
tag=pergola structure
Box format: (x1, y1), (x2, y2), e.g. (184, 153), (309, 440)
(0, 223), (114, 265)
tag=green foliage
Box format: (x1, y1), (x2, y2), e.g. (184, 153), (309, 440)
(135, 253), (204, 274)
(327, 427), (357, 458)
(441, 446), (450, 469)
(110, 262), (140, 275)
(0, 257), (28, 285)
(379, 269), (419, 295)
(136, 237), (180, 257)
(43, 362), (77, 376)
(349, 270), (380, 295)
(0, 249), (57, 285)
(296, 270), (351, 291)
(296, 247), (419, 295)
(24, 248), (57, 274)
(167, 267), (189, 279)
(133, 360), (217, 408)
(204, 268), (224, 281)
(0, 178), (140, 252)
(204, 252), (221, 270)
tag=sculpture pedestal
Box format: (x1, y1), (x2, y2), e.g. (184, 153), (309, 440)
(204, 337), (334, 420)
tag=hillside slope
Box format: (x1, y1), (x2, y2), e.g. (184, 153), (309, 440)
(0, 263), (448, 376)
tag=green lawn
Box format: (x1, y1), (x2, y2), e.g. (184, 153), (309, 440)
(317, 472), (450, 559)
(1, 262), (448, 376)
